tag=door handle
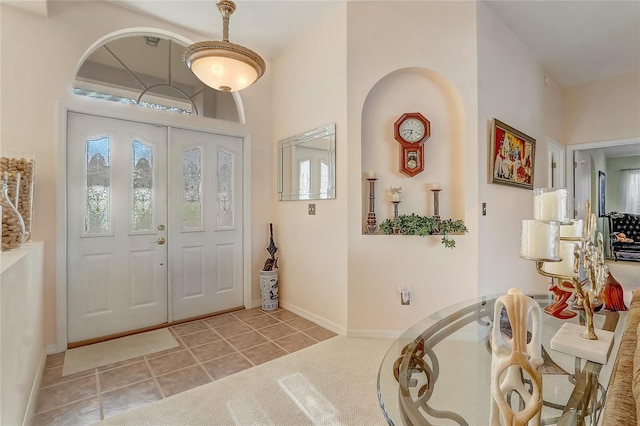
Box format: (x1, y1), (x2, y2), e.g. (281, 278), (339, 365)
(156, 237), (166, 245)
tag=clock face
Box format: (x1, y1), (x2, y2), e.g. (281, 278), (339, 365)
(399, 118), (426, 143)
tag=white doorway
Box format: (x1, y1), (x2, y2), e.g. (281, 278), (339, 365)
(573, 150), (592, 220)
(66, 112), (244, 344)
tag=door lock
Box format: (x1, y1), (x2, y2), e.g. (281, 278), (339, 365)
(156, 237), (166, 245)
(158, 224), (166, 231)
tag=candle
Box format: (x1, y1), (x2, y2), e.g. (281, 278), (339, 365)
(432, 181), (441, 190)
(367, 171), (376, 179)
(533, 188), (568, 222)
(542, 219), (584, 277)
(520, 220), (560, 260)
(392, 192), (400, 202)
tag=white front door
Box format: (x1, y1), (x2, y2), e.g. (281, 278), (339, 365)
(169, 128), (244, 321)
(67, 113), (245, 343)
(67, 113), (168, 343)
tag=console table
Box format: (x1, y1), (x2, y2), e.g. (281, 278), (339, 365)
(377, 294), (627, 425)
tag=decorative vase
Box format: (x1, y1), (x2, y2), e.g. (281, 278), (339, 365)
(1, 177), (26, 251)
(601, 270), (627, 311)
(259, 269), (279, 311)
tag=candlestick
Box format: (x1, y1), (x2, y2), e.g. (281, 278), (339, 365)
(391, 201), (401, 234)
(366, 178), (378, 234)
(431, 189), (442, 218)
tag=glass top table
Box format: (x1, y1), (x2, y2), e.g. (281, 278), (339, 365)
(377, 294), (627, 426)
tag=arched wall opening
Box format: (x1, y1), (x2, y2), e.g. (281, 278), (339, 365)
(72, 28), (245, 123)
(361, 67), (466, 227)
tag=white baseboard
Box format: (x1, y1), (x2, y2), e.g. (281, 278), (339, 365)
(23, 349), (47, 426)
(279, 301), (347, 336)
(46, 344), (59, 355)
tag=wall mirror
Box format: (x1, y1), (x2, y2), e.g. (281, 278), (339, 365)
(278, 123), (336, 201)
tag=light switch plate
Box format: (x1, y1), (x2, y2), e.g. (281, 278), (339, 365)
(308, 204), (316, 215)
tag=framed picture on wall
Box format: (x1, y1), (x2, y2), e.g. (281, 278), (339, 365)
(490, 119), (536, 189)
(598, 171), (606, 217)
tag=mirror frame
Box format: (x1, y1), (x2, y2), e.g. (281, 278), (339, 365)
(278, 123), (336, 201)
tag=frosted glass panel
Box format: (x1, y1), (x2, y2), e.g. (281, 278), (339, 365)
(183, 147), (202, 228)
(132, 140), (153, 231)
(85, 136), (111, 234)
(217, 148), (233, 228)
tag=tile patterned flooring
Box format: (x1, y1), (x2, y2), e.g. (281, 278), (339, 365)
(31, 308), (336, 425)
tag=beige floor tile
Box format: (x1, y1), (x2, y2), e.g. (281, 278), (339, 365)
(99, 361), (152, 393)
(101, 379), (163, 420)
(257, 322), (297, 340)
(178, 329), (222, 348)
(156, 365), (211, 397)
(170, 320), (209, 336)
(40, 365), (95, 388)
(35, 374), (97, 414)
(241, 342), (287, 365)
(44, 352), (65, 369)
(231, 308), (265, 320)
(98, 356), (144, 372)
(268, 309), (300, 322)
(285, 317), (317, 331)
(203, 313), (238, 328)
(214, 321), (253, 338)
(147, 349), (197, 376)
(242, 315), (280, 330)
(202, 353), (254, 380)
(275, 332), (317, 353)
(190, 339), (235, 363)
(30, 396), (101, 426)
(303, 326), (337, 341)
(226, 330), (269, 351)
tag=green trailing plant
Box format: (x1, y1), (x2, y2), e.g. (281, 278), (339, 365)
(379, 213), (468, 248)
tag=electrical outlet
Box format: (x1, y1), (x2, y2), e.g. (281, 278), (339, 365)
(308, 204), (316, 215)
(401, 289), (410, 305)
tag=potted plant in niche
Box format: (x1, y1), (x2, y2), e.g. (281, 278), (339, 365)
(379, 214), (468, 248)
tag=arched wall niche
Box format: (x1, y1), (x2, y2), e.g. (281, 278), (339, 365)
(73, 28), (245, 123)
(361, 67), (466, 229)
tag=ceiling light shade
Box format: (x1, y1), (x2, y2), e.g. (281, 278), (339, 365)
(184, 1), (265, 92)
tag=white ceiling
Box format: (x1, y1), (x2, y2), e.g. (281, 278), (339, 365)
(5, 1), (639, 88)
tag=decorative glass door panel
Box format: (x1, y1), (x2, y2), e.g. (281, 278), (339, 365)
(131, 140), (154, 232)
(67, 113), (168, 343)
(85, 136), (111, 235)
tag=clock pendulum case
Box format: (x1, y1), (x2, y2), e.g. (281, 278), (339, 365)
(393, 112), (431, 177)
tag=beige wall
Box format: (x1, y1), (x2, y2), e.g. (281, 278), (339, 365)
(345, 1), (479, 334)
(564, 71), (640, 145)
(477, 2), (565, 296)
(271, 4), (349, 332)
(0, 2), (274, 349)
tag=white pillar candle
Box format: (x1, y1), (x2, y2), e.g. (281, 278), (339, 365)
(392, 192), (400, 202)
(543, 242), (579, 277)
(533, 188), (568, 222)
(367, 171), (376, 179)
(542, 219), (584, 277)
(520, 220), (560, 260)
(432, 181), (441, 190)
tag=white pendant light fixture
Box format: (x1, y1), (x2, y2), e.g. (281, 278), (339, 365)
(183, 0), (266, 92)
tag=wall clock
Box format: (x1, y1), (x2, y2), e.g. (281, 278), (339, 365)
(393, 112), (430, 177)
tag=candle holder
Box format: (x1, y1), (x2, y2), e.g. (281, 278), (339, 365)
(391, 201), (401, 234)
(366, 178), (378, 234)
(520, 197), (612, 363)
(431, 189), (442, 218)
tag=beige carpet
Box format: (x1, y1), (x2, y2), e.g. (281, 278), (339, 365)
(98, 336), (392, 426)
(63, 329), (179, 377)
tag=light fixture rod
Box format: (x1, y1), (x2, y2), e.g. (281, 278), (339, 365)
(218, 1), (236, 42)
